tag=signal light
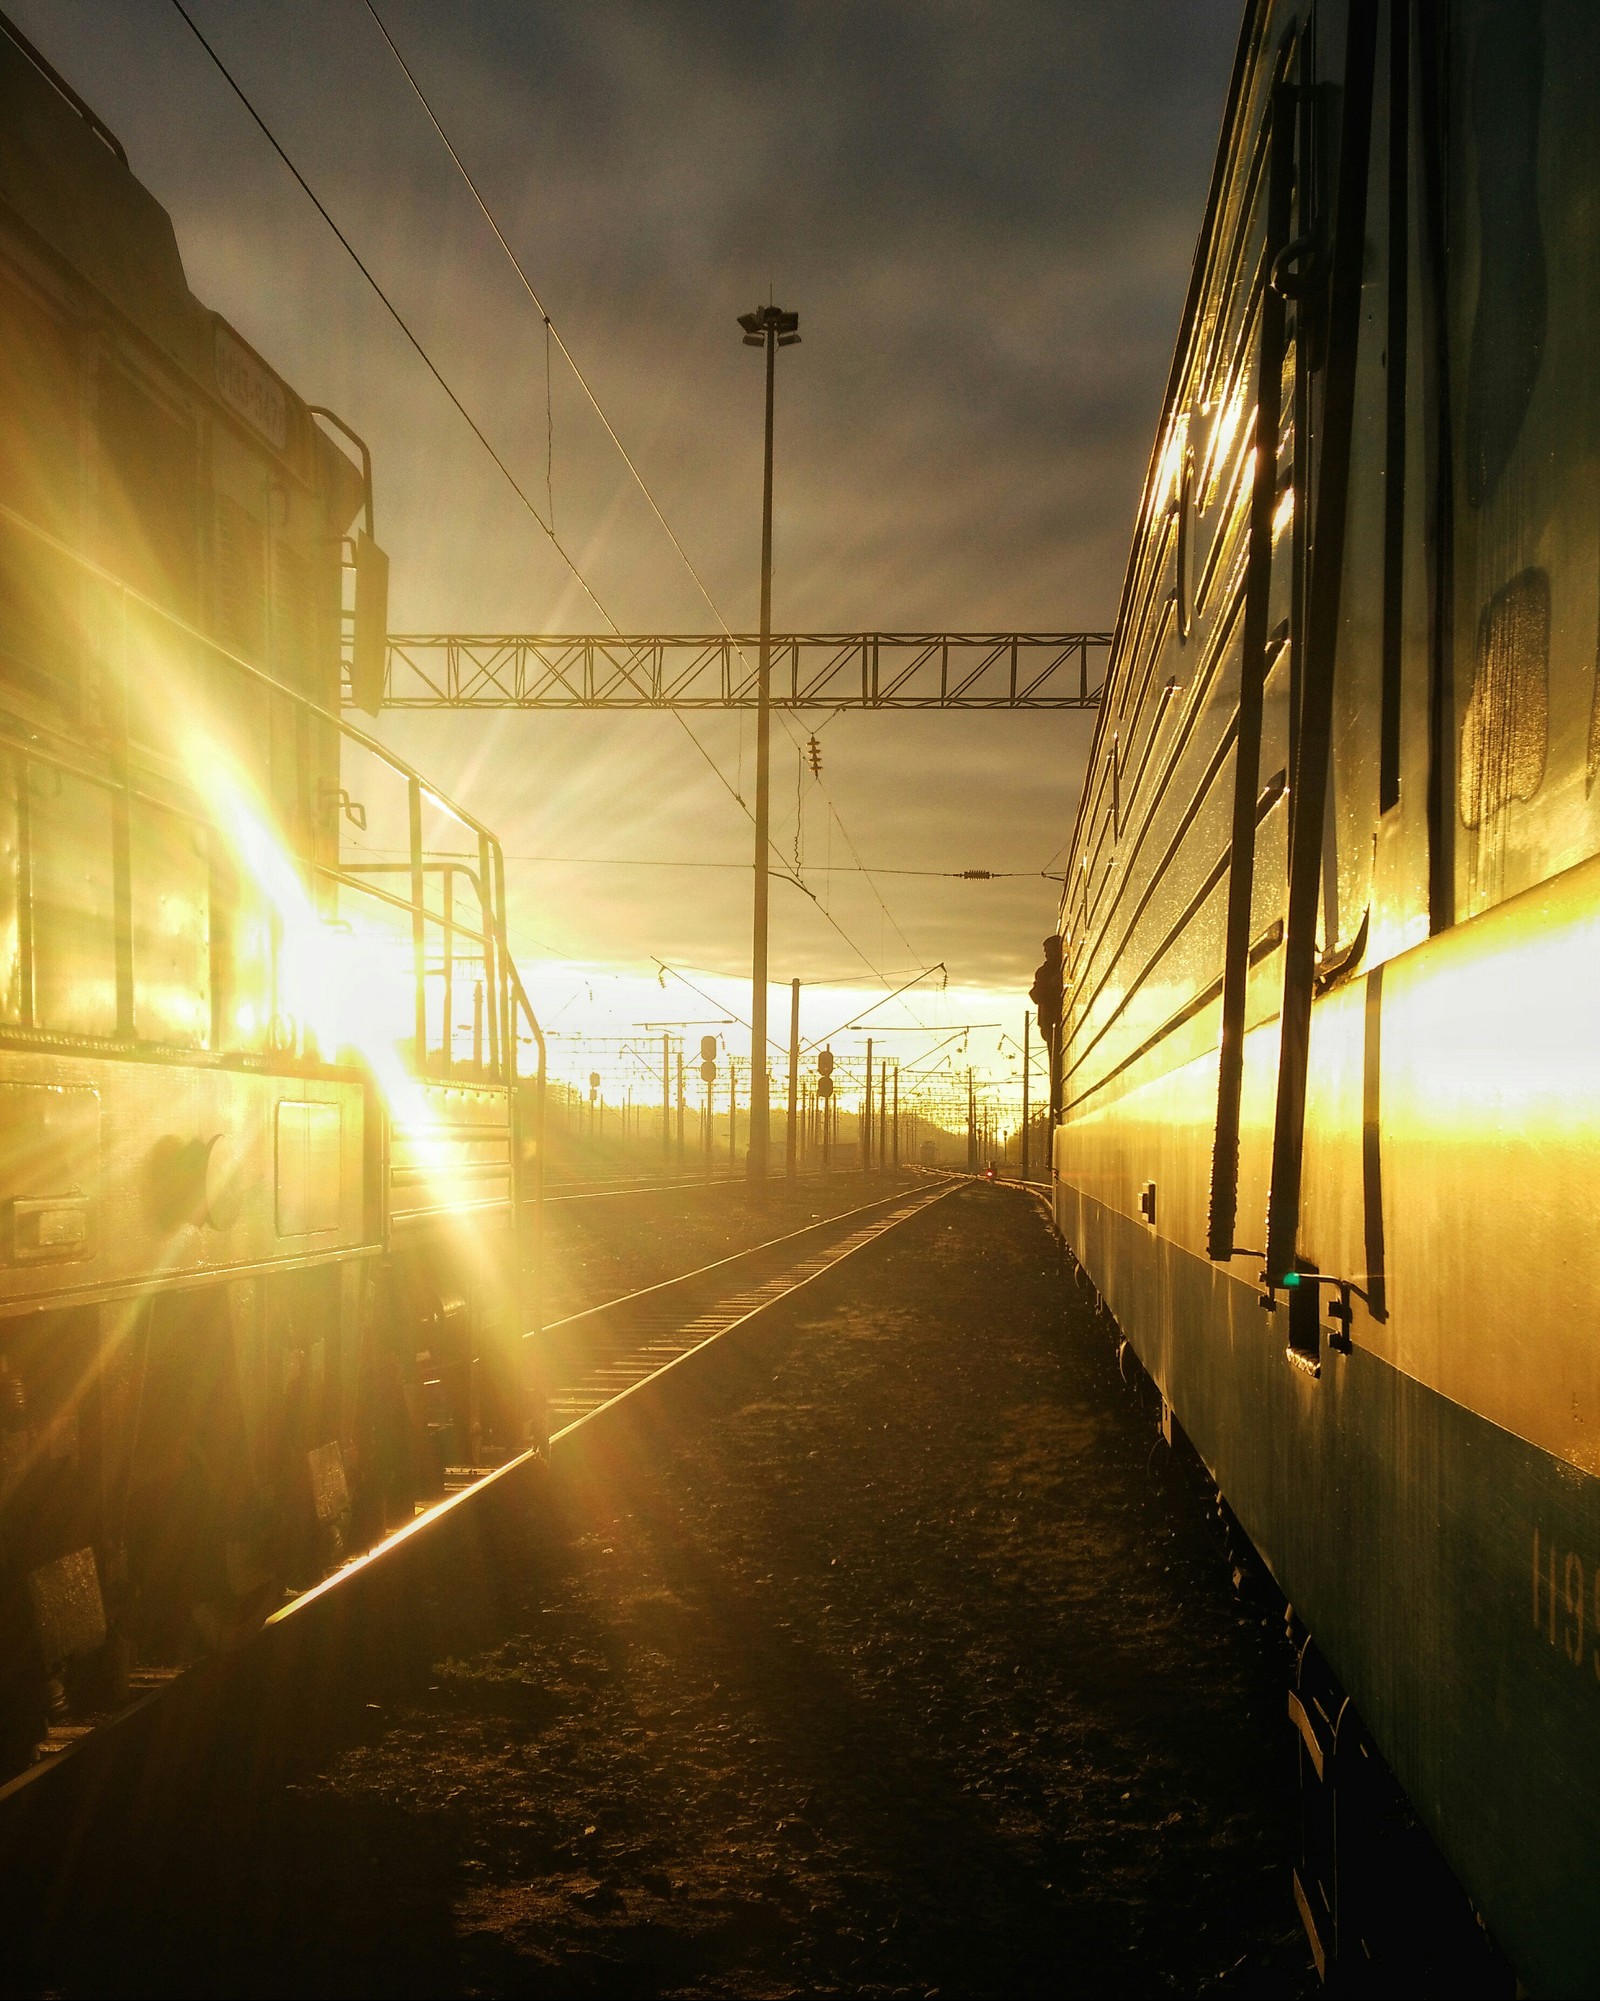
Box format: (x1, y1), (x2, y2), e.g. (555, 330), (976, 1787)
(817, 1047), (834, 1077)
(699, 1061), (717, 1084)
(700, 1035), (718, 1064)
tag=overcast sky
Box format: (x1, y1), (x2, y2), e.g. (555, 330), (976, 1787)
(14, 0), (1238, 1079)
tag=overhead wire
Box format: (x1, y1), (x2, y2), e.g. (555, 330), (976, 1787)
(170, 0), (758, 827)
(360, 0), (939, 1005)
(179, 0), (949, 1022)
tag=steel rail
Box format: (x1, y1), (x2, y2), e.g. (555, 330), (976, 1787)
(543, 1167), (861, 1203)
(545, 1180), (953, 1430)
(541, 1179), (952, 1430)
(0, 1176), (953, 1825)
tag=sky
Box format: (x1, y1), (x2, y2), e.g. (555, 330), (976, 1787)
(13, 0), (1239, 1100)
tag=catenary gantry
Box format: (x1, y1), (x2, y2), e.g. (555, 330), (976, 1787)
(373, 633), (1110, 710)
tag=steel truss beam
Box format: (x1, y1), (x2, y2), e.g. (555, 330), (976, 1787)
(373, 634), (1110, 710)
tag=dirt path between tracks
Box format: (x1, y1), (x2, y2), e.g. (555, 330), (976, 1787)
(30, 1183), (1312, 1998)
(540, 1173), (921, 1323)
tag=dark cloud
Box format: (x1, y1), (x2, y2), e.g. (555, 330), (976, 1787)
(11, 0), (1237, 997)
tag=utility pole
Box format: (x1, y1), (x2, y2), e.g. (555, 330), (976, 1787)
(892, 1060), (900, 1170)
(1021, 1012), (1030, 1182)
(676, 1050), (685, 1171)
(662, 1031), (671, 1161)
(737, 300), (800, 1185)
(967, 1069), (976, 1171)
(863, 1038), (873, 1176)
(786, 979), (801, 1177)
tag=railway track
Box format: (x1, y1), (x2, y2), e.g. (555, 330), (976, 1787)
(0, 1174), (955, 1853)
(544, 1179), (954, 1432)
(544, 1166), (856, 1204)
(544, 1169), (745, 1202)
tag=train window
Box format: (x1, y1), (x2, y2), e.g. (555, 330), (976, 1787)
(0, 757), (24, 1023)
(270, 538), (313, 688)
(1438, 2), (1600, 921)
(214, 494), (267, 664)
(208, 841), (274, 1056)
(28, 762), (116, 1038)
(0, 280), (82, 708)
(95, 364), (197, 621)
(129, 798), (209, 1048)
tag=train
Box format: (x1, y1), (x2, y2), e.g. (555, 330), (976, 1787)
(0, 14), (544, 1775)
(1049, 0), (1600, 1989)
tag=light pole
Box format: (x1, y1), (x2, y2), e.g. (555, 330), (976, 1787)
(737, 301), (800, 1183)
(786, 978), (801, 1177)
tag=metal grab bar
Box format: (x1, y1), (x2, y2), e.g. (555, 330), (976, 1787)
(1262, 2), (1381, 1288)
(1206, 56), (1298, 1265)
(0, 497), (546, 1087)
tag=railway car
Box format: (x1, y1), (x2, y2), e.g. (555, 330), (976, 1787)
(0, 15), (543, 1774)
(1052, 1), (1599, 1988)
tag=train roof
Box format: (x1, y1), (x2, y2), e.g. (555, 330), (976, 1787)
(0, 10), (362, 520)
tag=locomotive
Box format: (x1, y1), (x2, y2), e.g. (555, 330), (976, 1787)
(1052, 1), (1599, 1989)
(0, 15), (542, 1772)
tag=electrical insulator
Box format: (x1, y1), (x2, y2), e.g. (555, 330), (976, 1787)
(806, 734), (822, 776)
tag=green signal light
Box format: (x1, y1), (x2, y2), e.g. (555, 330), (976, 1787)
(1282, 1272), (1301, 1288)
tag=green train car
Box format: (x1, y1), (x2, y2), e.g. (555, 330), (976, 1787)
(0, 15), (543, 1772)
(1052, 1), (1598, 1988)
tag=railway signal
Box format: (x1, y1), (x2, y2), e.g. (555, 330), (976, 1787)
(817, 1048), (835, 1176)
(699, 1036), (717, 1181)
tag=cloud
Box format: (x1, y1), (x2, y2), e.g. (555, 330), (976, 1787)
(12, 0), (1237, 1018)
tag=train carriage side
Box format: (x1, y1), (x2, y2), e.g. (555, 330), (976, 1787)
(1054, 1), (1600, 1989)
(0, 16), (543, 1774)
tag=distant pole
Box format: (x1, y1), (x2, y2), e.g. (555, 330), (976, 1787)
(730, 1057), (739, 1165)
(863, 1038), (873, 1175)
(676, 1049), (686, 1171)
(737, 300), (801, 1185)
(967, 1069), (976, 1171)
(786, 979), (801, 1177)
(878, 1064), (887, 1167)
(1021, 1013), (1030, 1181)
(663, 1033), (671, 1160)
(892, 1061), (900, 1170)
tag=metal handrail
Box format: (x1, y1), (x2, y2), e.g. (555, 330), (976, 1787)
(0, 498), (544, 1086)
